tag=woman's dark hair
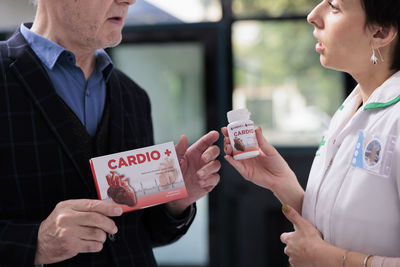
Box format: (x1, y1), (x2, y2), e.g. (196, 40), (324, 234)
(361, 0), (400, 70)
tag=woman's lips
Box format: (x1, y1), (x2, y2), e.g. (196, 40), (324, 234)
(315, 41), (325, 53)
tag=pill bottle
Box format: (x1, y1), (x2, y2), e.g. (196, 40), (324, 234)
(227, 108), (260, 160)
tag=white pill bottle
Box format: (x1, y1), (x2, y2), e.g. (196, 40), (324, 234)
(227, 108), (260, 160)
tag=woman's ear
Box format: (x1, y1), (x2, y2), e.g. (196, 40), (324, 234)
(371, 25), (398, 49)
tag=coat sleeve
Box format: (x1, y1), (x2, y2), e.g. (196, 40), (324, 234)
(372, 256), (400, 267)
(142, 203), (196, 247)
(396, 129), (400, 204)
(0, 220), (41, 266)
(0, 35), (42, 267)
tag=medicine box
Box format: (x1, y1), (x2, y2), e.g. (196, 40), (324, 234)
(89, 142), (188, 213)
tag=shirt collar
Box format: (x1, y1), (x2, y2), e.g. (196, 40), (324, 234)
(95, 49), (114, 82)
(362, 70), (400, 110)
(20, 23), (114, 81)
(338, 70), (400, 114)
(20, 23), (64, 70)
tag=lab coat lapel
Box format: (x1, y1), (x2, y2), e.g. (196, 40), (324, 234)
(320, 89), (362, 168)
(304, 89), (363, 223)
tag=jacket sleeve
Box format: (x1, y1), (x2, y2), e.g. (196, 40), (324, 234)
(142, 203), (196, 247)
(0, 220), (40, 266)
(0, 37), (42, 267)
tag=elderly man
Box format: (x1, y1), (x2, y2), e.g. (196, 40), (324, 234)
(0, 0), (221, 266)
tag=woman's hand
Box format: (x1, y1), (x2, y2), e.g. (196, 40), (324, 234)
(221, 127), (304, 211)
(280, 205), (327, 267)
(222, 127), (293, 189)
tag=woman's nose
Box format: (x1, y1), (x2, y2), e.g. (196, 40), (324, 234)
(307, 2), (323, 28)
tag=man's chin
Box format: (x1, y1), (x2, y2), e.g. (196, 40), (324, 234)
(104, 35), (122, 49)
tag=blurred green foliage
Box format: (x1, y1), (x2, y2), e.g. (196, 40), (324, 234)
(233, 0), (320, 17)
(233, 20), (343, 116)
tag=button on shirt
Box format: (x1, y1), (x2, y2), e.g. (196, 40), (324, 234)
(20, 23), (113, 136)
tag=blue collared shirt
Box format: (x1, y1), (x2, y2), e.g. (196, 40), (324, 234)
(20, 23), (114, 136)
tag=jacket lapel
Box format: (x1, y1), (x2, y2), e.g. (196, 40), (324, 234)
(108, 71), (126, 153)
(7, 30), (96, 196)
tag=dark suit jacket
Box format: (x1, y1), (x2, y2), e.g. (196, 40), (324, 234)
(0, 28), (194, 266)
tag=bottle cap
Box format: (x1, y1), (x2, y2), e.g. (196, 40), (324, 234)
(227, 108), (251, 123)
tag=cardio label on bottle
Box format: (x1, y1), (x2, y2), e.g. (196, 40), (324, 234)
(227, 109), (260, 160)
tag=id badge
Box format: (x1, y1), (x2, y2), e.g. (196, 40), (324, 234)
(351, 130), (396, 177)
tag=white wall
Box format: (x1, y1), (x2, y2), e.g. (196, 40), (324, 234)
(0, 0), (36, 31)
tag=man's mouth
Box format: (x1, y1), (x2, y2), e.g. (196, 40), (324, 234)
(109, 16), (123, 22)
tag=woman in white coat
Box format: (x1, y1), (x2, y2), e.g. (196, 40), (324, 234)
(222, 0), (400, 266)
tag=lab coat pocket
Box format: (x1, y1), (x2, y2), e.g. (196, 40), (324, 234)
(350, 130), (397, 178)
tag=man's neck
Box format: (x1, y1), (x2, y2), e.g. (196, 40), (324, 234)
(31, 21), (97, 81)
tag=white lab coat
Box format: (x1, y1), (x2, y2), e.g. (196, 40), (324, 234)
(302, 71), (400, 257)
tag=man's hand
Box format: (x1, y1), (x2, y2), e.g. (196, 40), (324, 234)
(34, 199), (123, 265)
(166, 130), (221, 216)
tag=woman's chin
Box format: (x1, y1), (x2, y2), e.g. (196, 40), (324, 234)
(319, 57), (341, 71)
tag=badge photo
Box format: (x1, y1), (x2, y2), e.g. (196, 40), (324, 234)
(351, 130), (396, 178)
